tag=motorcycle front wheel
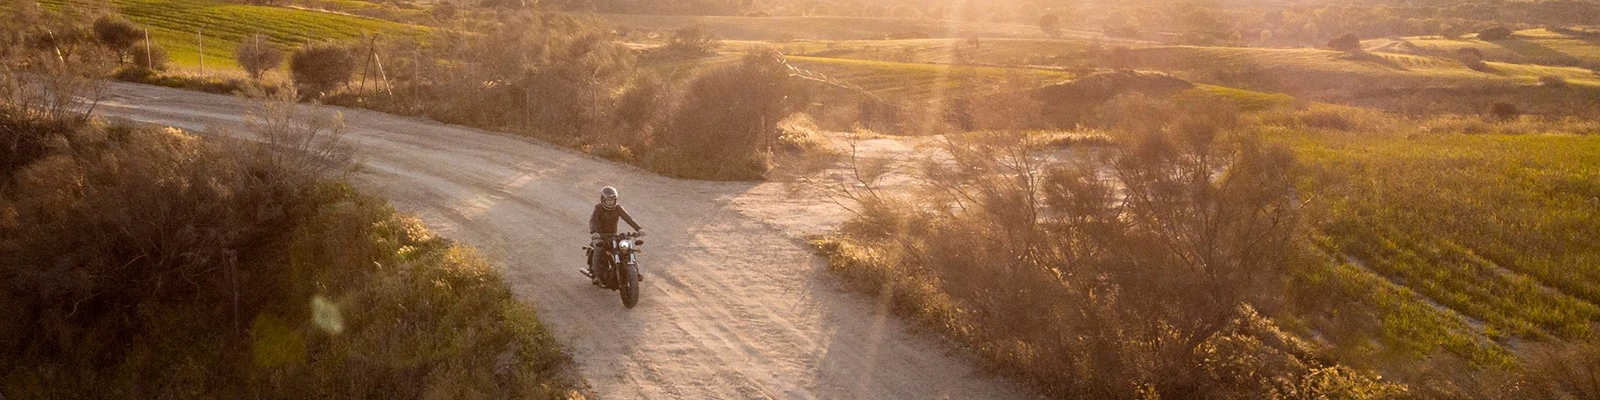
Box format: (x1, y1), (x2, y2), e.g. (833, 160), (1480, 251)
(619, 262), (640, 308)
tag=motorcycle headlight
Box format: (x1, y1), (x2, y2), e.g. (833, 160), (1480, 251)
(617, 240), (632, 250)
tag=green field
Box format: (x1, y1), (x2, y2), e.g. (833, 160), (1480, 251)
(1285, 127), (1600, 361)
(42, 0), (425, 69)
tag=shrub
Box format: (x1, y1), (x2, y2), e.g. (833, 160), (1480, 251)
(235, 34), (284, 80)
(1478, 26), (1514, 41)
(91, 15), (140, 63)
(130, 40), (168, 71)
(653, 50), (798, 180)
(1328, 33), (1362, 52)
(1490, 102), (1519, 120)
(289, 44), (355, 96)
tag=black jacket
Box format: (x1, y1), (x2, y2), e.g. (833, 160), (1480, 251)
(590, 204), (641, 234)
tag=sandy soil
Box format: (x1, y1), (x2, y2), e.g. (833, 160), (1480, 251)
(92, 82), (1030, 399)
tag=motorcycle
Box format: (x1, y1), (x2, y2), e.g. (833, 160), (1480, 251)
(581, 232), (645, 308)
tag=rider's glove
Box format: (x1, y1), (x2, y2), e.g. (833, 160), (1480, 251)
(636, 229), (646, 238)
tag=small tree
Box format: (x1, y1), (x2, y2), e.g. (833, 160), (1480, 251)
(660, 50), (797, 179)
(92, 15), (141, 63)
(131, 40), (168, 71)
(1478, 26), (1513, 41)
(1039, 13), (1062, 38)
(1327, 33), (1361, 52)
(289, 43), (355, 95)
(236, 34), (284, 80)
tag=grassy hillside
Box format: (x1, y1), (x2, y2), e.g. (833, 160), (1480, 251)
(1294, 131), (1600, 338)
(41, 0), (425, 69)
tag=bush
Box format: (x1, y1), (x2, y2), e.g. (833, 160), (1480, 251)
(1479, 26), (1514, 41)
(91, 15), (140, 62)
(1490, 102), (1519, 120)
(1328, 33), (1362, 52)
(289, 44), (355, 96)
(235, 34), (284, 80)
(651, 50), (798, 180)
(130, 40), (168, 71)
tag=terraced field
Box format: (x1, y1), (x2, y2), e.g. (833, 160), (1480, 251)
(1286, 128), (1600, 363)
(41, 0), (424, 69)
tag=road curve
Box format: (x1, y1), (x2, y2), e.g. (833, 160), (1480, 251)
(93, 82), (1030, 400)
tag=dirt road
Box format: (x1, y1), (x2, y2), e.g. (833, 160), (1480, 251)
(93, 82), (1028, 399)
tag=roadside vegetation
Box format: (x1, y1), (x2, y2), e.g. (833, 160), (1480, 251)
(0, 6), (574, 398)
(811, 91), (1600, 398)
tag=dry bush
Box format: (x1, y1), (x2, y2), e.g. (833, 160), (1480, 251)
(241, 86), (356, 182)
(236, 34), (284, 80)
(131, 40), (168, 71)
(1, 8), (112, 125)
(1510, 334), (1600, 399)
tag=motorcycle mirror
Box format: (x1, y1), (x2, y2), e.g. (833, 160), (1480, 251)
(634, 240), (645, 246)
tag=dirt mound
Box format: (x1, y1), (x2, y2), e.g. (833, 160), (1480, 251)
(1035, 70), (1194, 128)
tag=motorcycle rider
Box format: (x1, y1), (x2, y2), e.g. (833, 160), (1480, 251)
(587, 186), (644, 284)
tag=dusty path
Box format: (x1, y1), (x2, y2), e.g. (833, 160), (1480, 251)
(93, 82), (1029, 399)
